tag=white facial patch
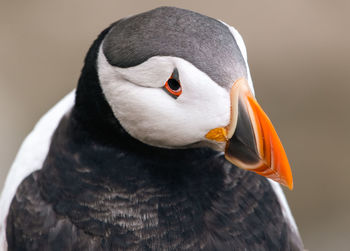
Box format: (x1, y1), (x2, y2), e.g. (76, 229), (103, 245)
(97, 46), (230, 148)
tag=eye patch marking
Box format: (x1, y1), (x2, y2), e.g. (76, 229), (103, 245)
(163, 68), (182, 98)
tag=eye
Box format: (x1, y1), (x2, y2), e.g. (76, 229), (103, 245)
(164, 77), (182, 97)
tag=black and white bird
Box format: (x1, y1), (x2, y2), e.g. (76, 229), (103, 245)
(0, 7), (303, 250)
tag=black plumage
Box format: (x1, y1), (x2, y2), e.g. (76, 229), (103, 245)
(6, 7), (303, 250)
(7, 114), (301, 250)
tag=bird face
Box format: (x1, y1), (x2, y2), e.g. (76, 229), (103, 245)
(98, 50), (230, 150)
(96, 7), (293, 189)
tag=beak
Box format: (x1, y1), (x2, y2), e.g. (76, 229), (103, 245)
(205, 78), (293, 189)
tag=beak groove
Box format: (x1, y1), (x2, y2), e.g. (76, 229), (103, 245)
(206, 78), (293, 189)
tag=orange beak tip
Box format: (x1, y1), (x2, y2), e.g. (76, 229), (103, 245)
(277, 176), (293, 190)
(251, 164), (294, 190)
(284, 174), (294, 190)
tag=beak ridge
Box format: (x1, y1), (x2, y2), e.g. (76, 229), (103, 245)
(206, 78), (293, 189)
(246, 94), (293, 189)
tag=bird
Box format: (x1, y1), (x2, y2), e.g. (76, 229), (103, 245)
(0, 6), (303, 250)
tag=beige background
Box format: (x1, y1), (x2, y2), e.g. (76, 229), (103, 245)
(1, 1), (349, 250)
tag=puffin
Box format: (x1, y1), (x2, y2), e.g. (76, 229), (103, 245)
(0, 7), (304, 250)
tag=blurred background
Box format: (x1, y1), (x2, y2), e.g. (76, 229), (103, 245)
(0, 0), (349, 249)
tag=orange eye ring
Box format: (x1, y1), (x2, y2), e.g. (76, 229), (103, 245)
(164, 77), (182, 97)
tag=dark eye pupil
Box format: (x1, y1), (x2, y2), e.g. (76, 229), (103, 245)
(167, 78), (181, 91)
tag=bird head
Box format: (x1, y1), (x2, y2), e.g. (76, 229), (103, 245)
(80, 7), (293, 189)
